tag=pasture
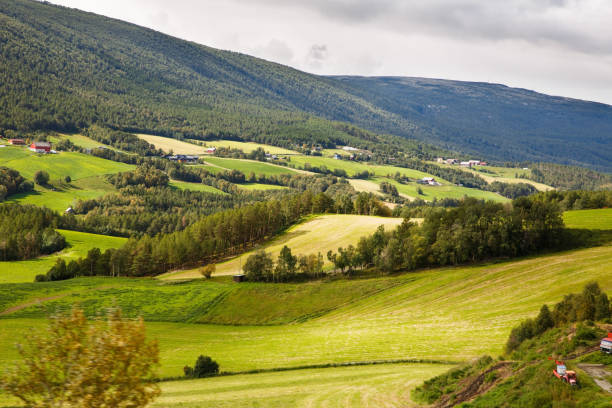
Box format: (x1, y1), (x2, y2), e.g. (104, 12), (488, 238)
(195, 139), (299, 155)
(7, 176), (116, 212)
(0, 146), (133, 181)
(563, 208), (612, 230)
(169, 180), (227, 195)
(1, 244), (611, 377)
(161, 214), (404, 279)
(203, 157), (298, 176)
(288, 156), (435, 179)
(373, 177), (509, 202)
(0, 230), (127, 284)
(136, 134), (209, 155)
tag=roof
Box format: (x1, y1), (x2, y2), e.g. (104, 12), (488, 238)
(32, 141), (51, 147)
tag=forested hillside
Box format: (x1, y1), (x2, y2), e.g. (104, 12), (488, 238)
(1, 0), (611, 171)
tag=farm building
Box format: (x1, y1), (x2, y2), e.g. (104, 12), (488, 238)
(166, 154), (198, 163)
(417, 177), (441, 186)
(446, 158), (458, 165)
(205, 147), (216, 154)
(8, 138), (25, 145)
(29, 141), (51, 153)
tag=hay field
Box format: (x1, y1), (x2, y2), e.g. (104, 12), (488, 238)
(161, 214), (404, 279)
(136, 134), (209, 154)
(197, 140), (299, 155)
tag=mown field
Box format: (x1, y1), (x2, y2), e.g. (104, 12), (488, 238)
(169, 180), (227, 195)
(136, 134), (209, 155)
(1, 244), (611, 378)
(434, 162), (553, 191)
(194, 139), (299, 155)
(0, 230), (127, 284)
(236, 183), (288, 191)
(203, 157), (299, 176)
(563, 208), (612, 230)
(161, 214), (404, 279)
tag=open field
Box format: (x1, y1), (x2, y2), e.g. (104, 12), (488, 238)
(0, 363), (451, 408)
(288, 156), (435, 179)
(0, 230), (127, 284)
(161, 214), (404, 279)
(203, 157), (299, 176)
(564, 208), (612, 230)
(169, 180), (227, 195)
(6, 176), (116, 212)
(47, 133), (117, 151)
(236, 183), (289, 191)
(348, 178), (383, 195)
(373, 177), (509, 202)
(1, 244), (611, 377)
(0, 146), (133, 181)
(136, 134), (209, 155)
(193, 139), (299, 155)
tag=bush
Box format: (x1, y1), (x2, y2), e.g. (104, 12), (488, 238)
(33, 170), (50, 185)
(199, 264), (215, 279)
(184, 355), (219, 378)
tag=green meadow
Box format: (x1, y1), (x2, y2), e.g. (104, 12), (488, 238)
(235, 183), (288, 191)
(0, 230), (127, 284)
(169, 180), (227, 195)
(373, 177), (509, 202)
(203, 157), (298, 176)
(563, 208), (612, 230)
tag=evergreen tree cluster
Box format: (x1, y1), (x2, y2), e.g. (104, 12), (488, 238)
(0, 204), (65, 261)
(506, 282), (611, 352)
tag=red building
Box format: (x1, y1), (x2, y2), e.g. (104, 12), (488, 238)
(29, 141), (51, 153)
(8, 138), (25, 145)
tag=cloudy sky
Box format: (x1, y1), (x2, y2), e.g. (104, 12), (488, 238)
(51, 0), (612, 104)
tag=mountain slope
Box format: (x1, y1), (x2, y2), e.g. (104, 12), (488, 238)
(1, 0), (611, 171)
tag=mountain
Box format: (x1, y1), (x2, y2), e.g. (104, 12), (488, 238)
(1, 0), (611, 171)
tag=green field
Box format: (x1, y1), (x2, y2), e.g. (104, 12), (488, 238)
(236, 183), (288, 191)
(1, 244), (611, 378)
(169, 180), (227, 195)
(203, 157), (299, 176)
(289, 156), (434, 179)
(374, 177), (509, 202)
(161, 214), (404, 279)
(563, 208), (612, 230)
(195, 139), (299, 155)
(48, 133), (114, 150)
(0, 146), (133, 181)
(6, 176), (116, 212)
(0, 230), (127, 284)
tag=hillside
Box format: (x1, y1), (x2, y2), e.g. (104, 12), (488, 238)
(1, 0), (611, 171)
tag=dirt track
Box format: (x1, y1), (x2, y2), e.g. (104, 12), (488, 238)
(577, 364), (612, 394)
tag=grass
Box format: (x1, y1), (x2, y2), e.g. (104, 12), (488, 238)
(169, 180), (227, 195)
(0, 230), (127, 284)
(434, 162), (553, 191)
(288, 156), (435, 179)
(6, 176), (116, 212)
(235, 183), (288, 191)
(161, 214), (404, 279)
(193, 139), (299, 155)
(203, 157), (298, 176)
(136, 134), (209, 155)
(0, 145), (133, 181)
(0, 244), (611, 378)
(48, 133), (116, 150)
(373, 177), (508, 202)
(0, 363), (451, 408)
(563, 208), (612, 230)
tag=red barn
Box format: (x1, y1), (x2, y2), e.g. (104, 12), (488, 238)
(30, 141), (51, 153)
(8, 138), (25, 145)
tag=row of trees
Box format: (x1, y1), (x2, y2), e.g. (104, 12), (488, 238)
(326, 196), (565, 275)
(0, 204), (65, 261)
(505, 282), (610, 352)
(243, 247), (325, 282)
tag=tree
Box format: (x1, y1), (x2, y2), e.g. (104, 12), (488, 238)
(275, 245), (297, 281)
(243, 250), (274, 282)
(1, 307), (160, 407)
(190, 355), (219, 378)
(535, 304), (554, 334)
(200, 264), (215, 279)
(33, 170), (49, 185)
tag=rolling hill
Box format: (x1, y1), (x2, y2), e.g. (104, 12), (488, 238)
(1, 0), (611, 171)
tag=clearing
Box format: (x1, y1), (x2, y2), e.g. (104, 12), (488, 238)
(564, 208), (612, 230)
(203, 157), (299, 176)
(0, 230), (127, 284)
(169, 180), (227, 195)
(194, 139), (299, 155)
(161, 214), (404, 279)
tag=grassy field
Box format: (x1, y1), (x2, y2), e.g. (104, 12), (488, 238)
(0, 363), (451, 408)
(47, 133), (115, 150)
(6, 176), (116, 212)
(0, 230), (127, 284)
(136, 134), (209, 155)
(161, 214), (404, 279)
(236, 183), (289, 191)
(288, 156), (435, 179)
(0, 146), (133, 181)
(374, 177), (509, 202)
(203, 157), (299, 176)
(1, 244), (611, 377)
(563, 208), (612, 230)
(194, 139), (299, 155)
(348, 179), (384, 195)
(169, 180), (227, 195)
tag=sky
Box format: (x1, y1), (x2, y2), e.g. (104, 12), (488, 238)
(50, 0), (612, 104)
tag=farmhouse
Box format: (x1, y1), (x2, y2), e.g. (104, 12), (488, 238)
(29, 141), (51, 153)
(8, 138), (25, 145)
(205, 147), (216, 154)
(417, 177), (441, 186)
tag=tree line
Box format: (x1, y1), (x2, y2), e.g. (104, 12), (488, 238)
(0, 204), (65, 261)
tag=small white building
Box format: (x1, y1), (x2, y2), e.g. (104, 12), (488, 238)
(342, 146), (359, 151)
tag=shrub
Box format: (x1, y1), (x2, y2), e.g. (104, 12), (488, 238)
(199, 264), (215, 279)
(184, 355), (219, 378)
